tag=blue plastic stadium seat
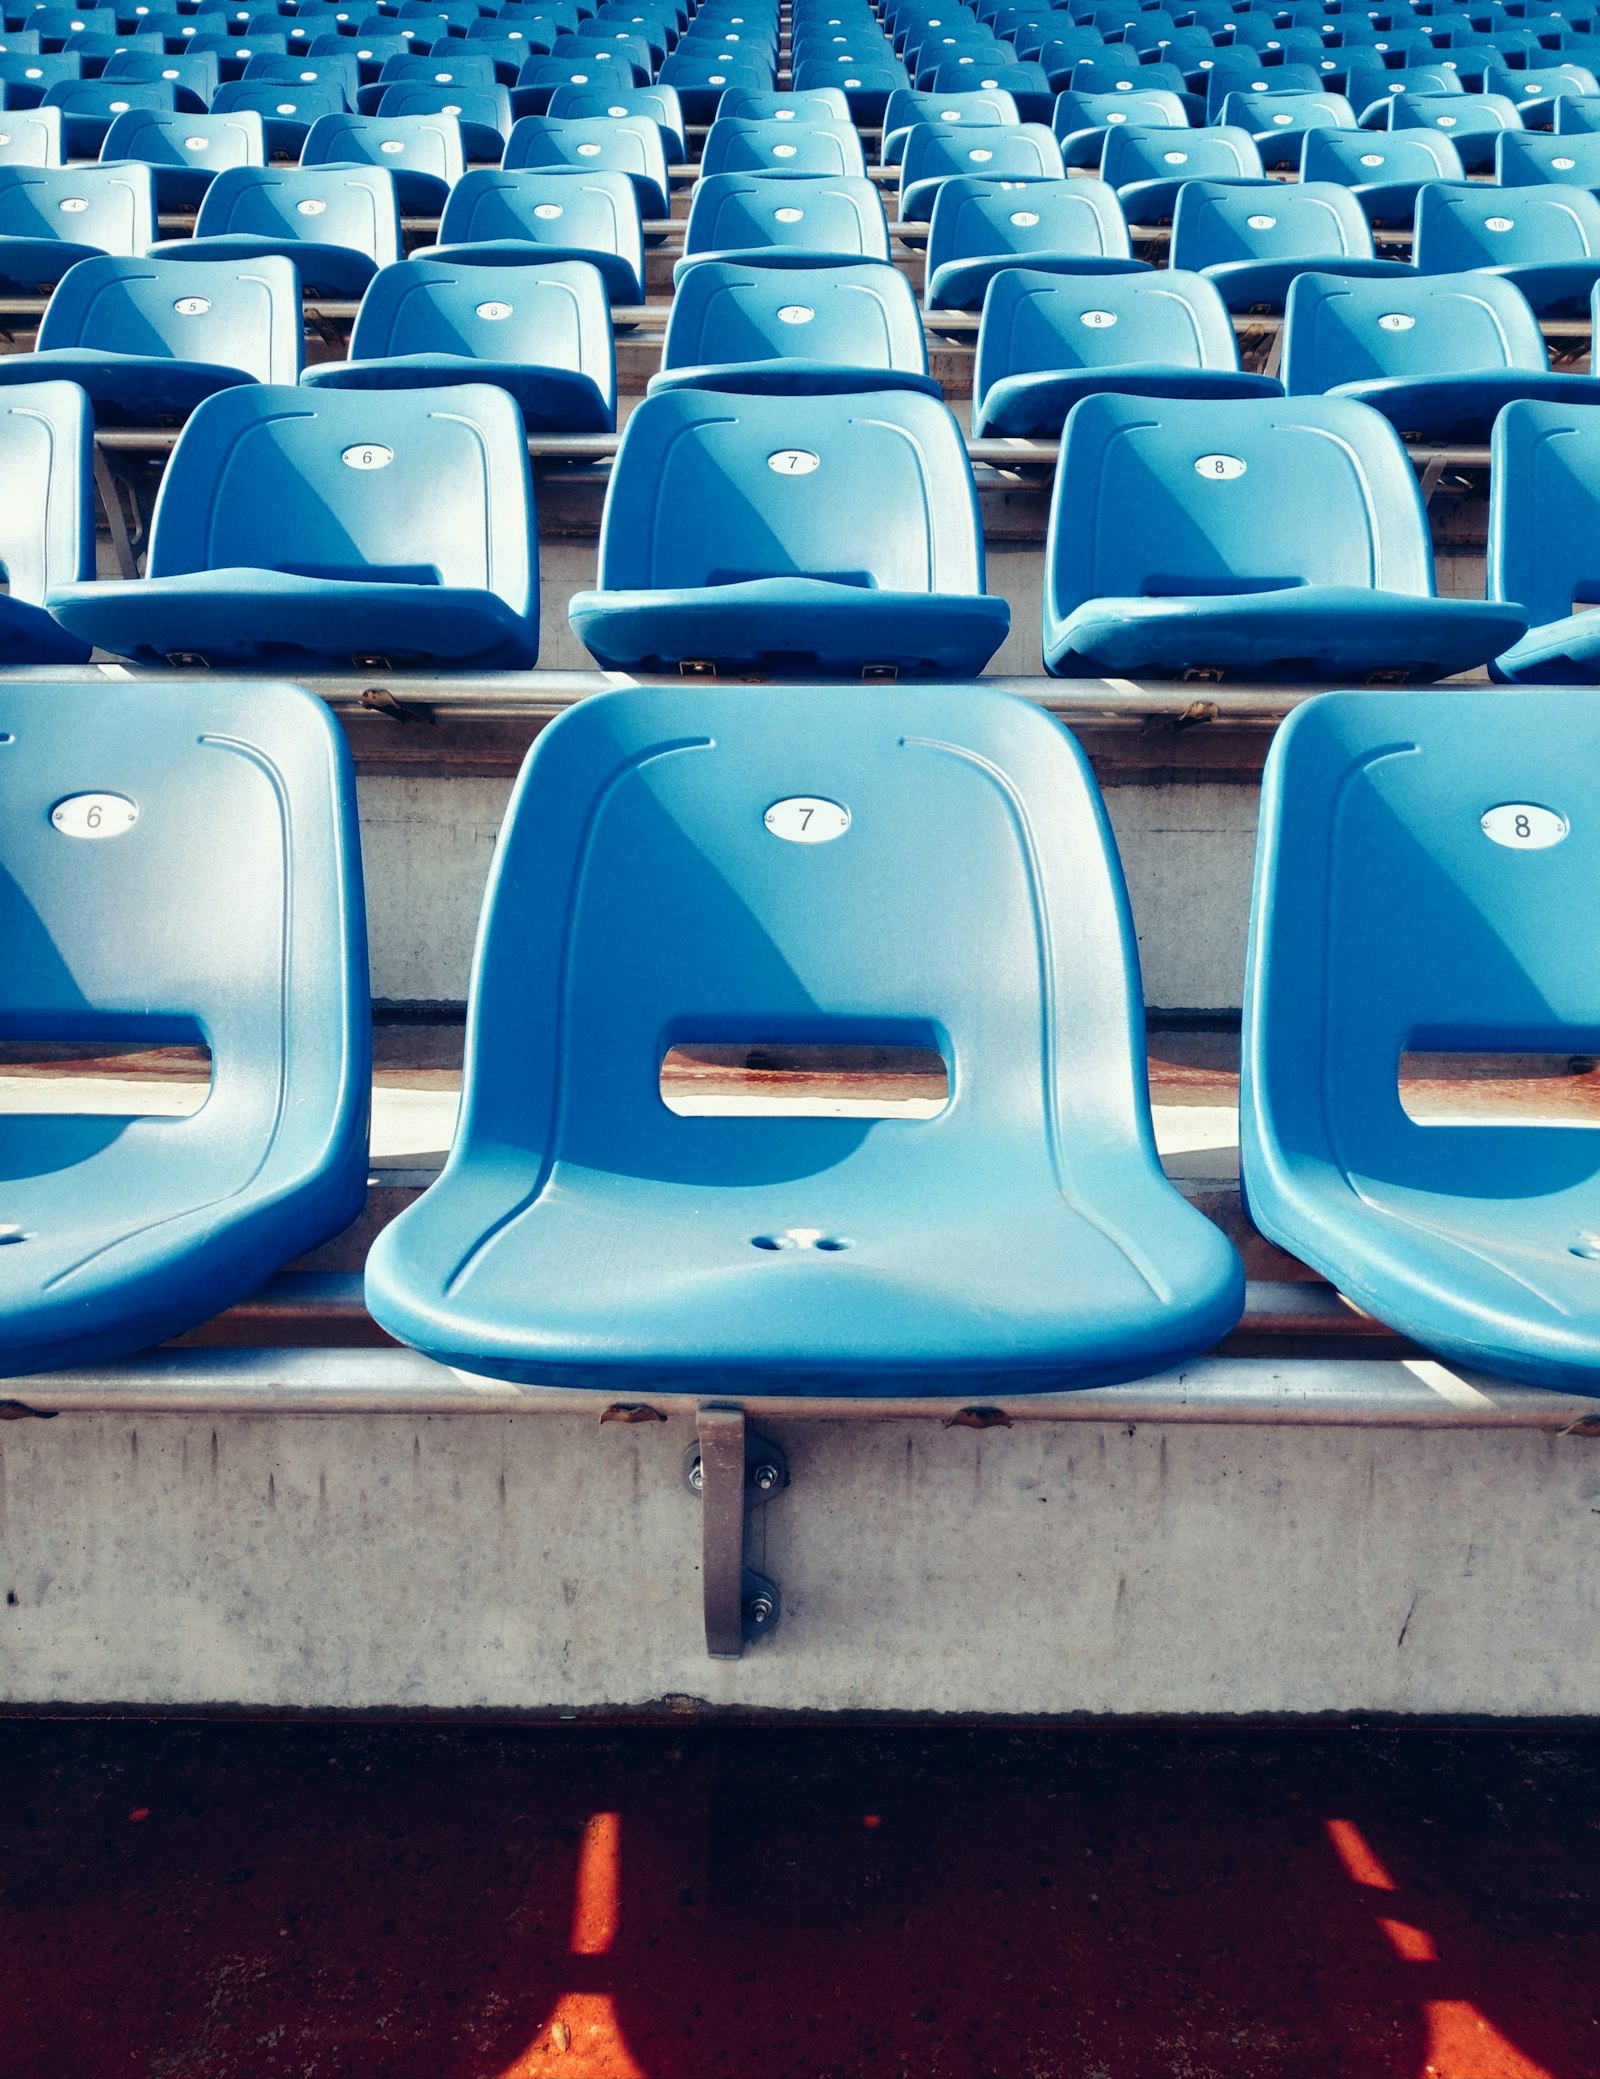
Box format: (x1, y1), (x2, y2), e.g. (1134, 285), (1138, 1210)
(649, 255), (938, 397)
(99, 107), (264, 206)
(0, 103), (62, 160)
(422, 165), (644, 301)
(1170, 177), (1412, 313)
(1496, 124), (1600, 184)
(1554, 93), (1600, 131)
(298, 112), (464, 213)
(1220, 87), (1355, 168)
(48, 381), (538, 666)
(569, 388), (1009, 677)
(1042, 394), (1527, 680)
(1202, 56), (1325, 120)
(0, 678), (370, 1378)
(41, 74), (175, 151)
(302, 253), (614, 429)
(923, 172), (1145, 311)
(510, 56), (640, 118)
(1052, 87), (1189, 170)
(364, 682), (1243, 1394)
(1413, 178), (1600, 316)
(502, 110), (669, 215)
(718, 86), (851, 126)
(700, 111), (866, 176)
(0, 251), (300, 419)
(210, 79), (343, 155)
(100, 47), (219, 102)
(899, 118), (1064, 217)
(0, 160), (152, 290)
(1386, 90), (1524, 171)
(1298, 125), (1464, 226)
(373, 79), (509, 158)
(1101, 120), (1265, 222)
(879, 83), (1018, 163)
(1488, 397), (1600, 680)
(0, 378), (91, 661)
(353, 48), (498, 116)
(657, 50), (771, 121)
(1486, 59), (1600, 113)
(545, 79), (686, 158)
(1342, 60), (1463, 121)
(973, 265), (1282, 437)
(0, 53), (78, 108)
(1240, 685), (1600, 1392)
(676, 169), (890, 278)
(150, 163), (400, 298)
(791, 58), (907, 124)
(1283, 268), (1600, 442)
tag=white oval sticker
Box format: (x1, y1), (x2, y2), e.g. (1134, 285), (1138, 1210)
(475, 299), (513, 319)
(51, 792), (137, 840)
(1194, 453), (1247, 479)
(341, 443), (393, 470)
(1377, 312), (1415, 331)
(768, 448), (820, 474)
(968, 146), (993, 160)
(172, 295), (210, 315)
(1106, 108), (1127, 122)
(379, 137), (405, 153)
(1271, 111), (1293, 123)
(569, 71), (588, 82)
(274, 102), (297, 114)
(577, 139), (602, 154)
(774, 204), (804, 221)
(1246, 213), (1276, 230)
(775, 108), (796, 119)
(1554, 155), (1577, 169)
(58, 196), (89, 214)
(1163, 149), (1188, 164)
(776, 303), (814, 323)
(183, 134), (209, 150)
(764, 795), (849, 843)
(1359, 152), (1384, 167)
(939, 106), (961, 120)
(607, 103), (627, 115)
(1485, 215), (1514, 232)
(772, 141), (796, 156)
(1481, 802), (1569, 849)
(1436, 114), (1457, 126)
(1081, 308), (1117, 327)
(297, 197), (327, 216)
(1009, 208), (1039, 226)
(108, 99), (129, 112)
(534, 201), (563, 218)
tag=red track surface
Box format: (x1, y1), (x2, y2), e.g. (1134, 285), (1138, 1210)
(2, 1723), (1597, 2078)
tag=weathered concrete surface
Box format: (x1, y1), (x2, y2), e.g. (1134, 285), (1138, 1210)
(3, 1410), (1597, 1716)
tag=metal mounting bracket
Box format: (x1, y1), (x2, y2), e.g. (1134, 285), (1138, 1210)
(685, 1405), (788, 1660)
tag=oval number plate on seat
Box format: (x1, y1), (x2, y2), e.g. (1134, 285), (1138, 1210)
(764, 797), (850, 842)
(51, 793), (138, 839)
(1481, 802), (1568, 849)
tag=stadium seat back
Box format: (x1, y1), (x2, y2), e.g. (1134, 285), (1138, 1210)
(302, 106), (465, 178)
(1299, 125), (1465, 187)
(1171, 176), (1377, 265)
(1490, 396), (1600, 631)
(191, 161), (402, 265)
(975, 263), (1246, 394)
(1413, 178), (1600, 268)
(99, 108), (265, 202)
(680, 169), (890, 263)
(0, 376), (91, 617)
(433, 165), (644, 298)
(594, 386), (984, 597)
(700, 111), (866, 175)
(657, 255), (930, 382)
(0, 160), (154, 260)
(1240, 684), (1600, 1388)
(0, 104), (62, 161)
(364, 681), (1244, 1393)
(1496, 126), (1600, 184)
(502, 111), (669, 212)
(0, 676), (370, 1377)
(35, 249), (303, 381)
(1047, 392), (1435, 616)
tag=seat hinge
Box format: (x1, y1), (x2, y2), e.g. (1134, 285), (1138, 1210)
(685, 1406), (788, 1660)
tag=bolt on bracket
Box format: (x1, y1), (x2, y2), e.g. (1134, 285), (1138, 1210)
(684, 1406), (788, 1660)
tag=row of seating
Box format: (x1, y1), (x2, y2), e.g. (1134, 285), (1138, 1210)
(5, 233), (1591, 443)
(22, 149), (1600, 322)
(6, 674), (1597, 1398)
(10, 361), (1600, 681)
